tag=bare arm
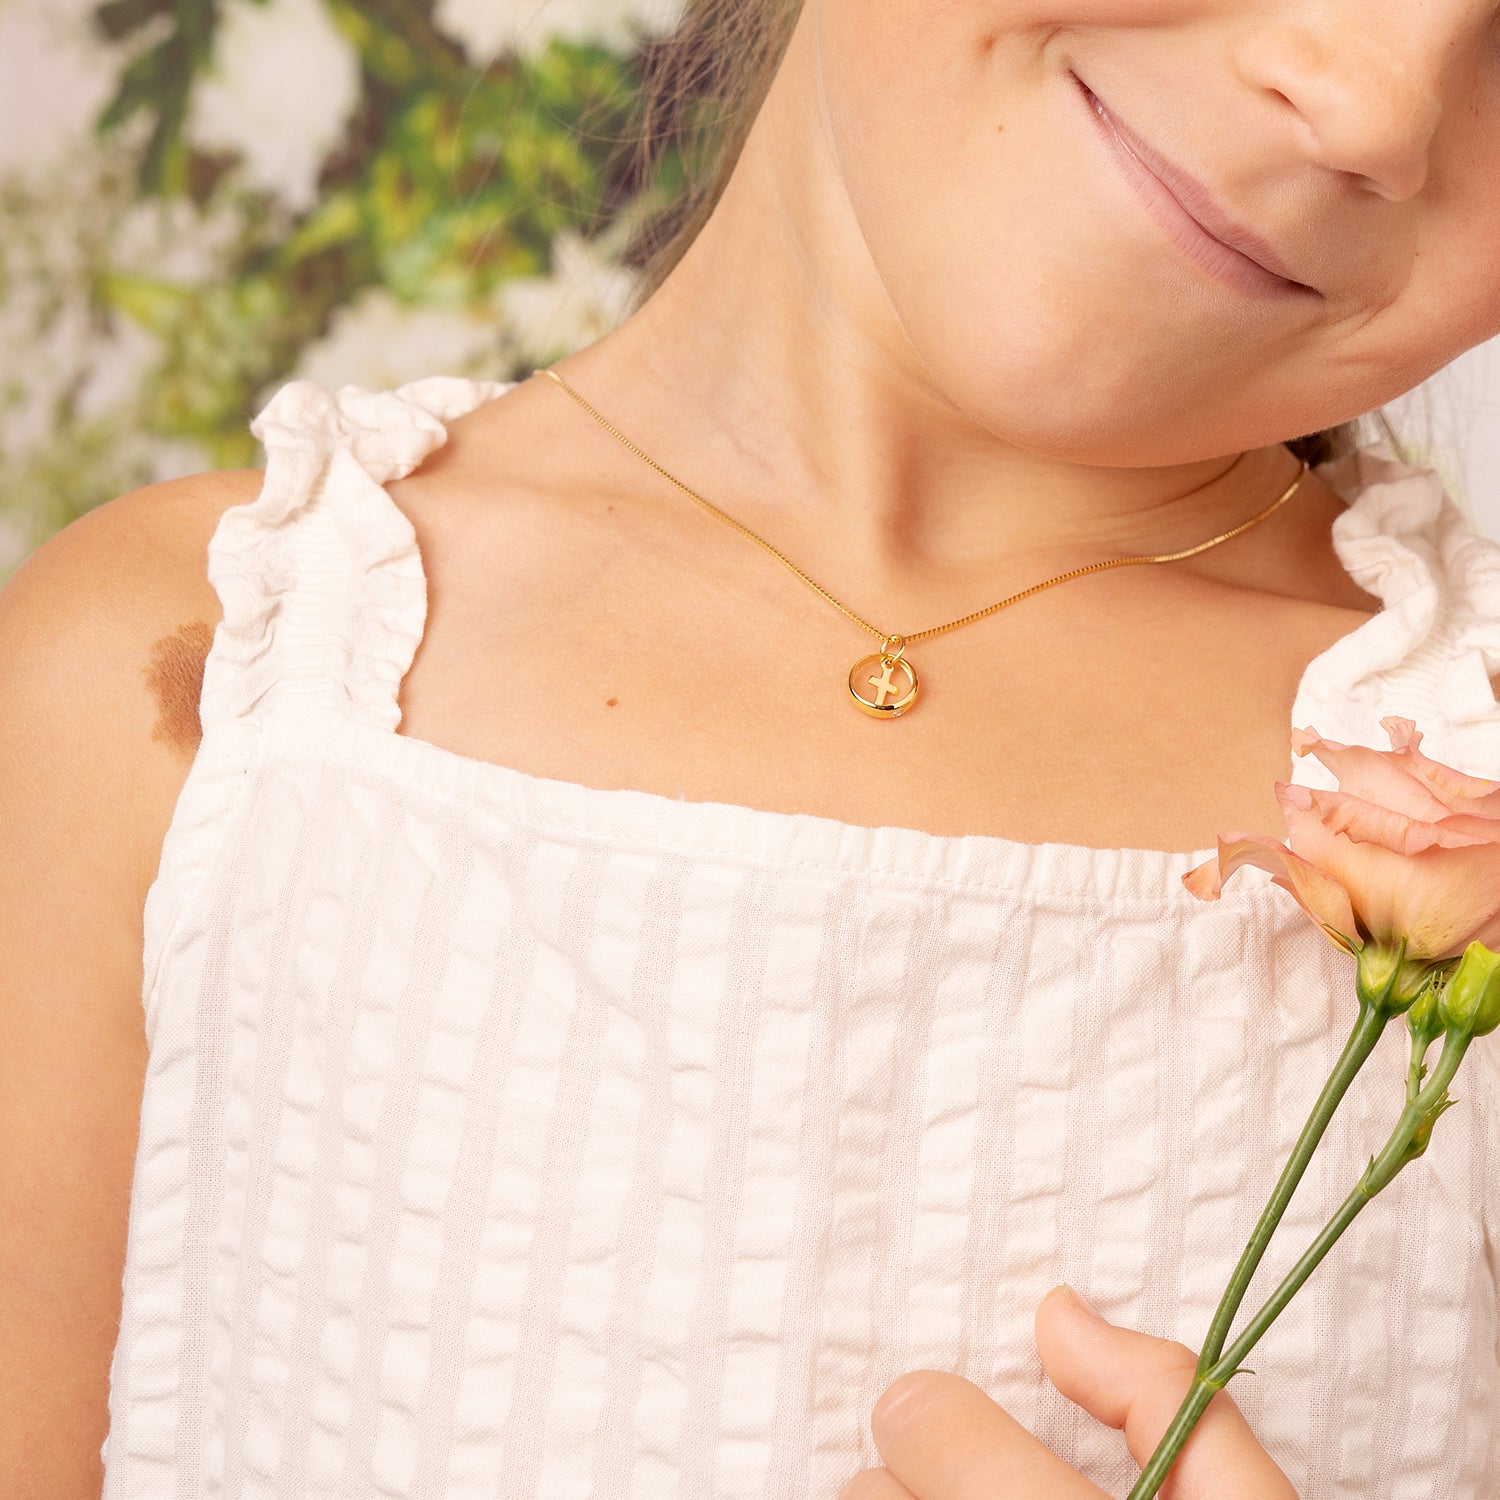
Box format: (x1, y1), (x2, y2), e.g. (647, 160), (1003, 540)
(0, 472), (256, 1498)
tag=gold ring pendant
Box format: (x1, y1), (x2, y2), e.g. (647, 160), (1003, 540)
(848, 636), (919, 718)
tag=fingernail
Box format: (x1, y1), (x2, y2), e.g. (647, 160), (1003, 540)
(874, 1373), (933, 1426)
(1062, 1283), (1106, 1321)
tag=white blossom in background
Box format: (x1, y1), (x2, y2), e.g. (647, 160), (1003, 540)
(73, 317), (166, 426)
(111, 196), (246, 281)
(0, 157), (119, 457)
(497, 228), (639, 364)
(185, 0), (360, 212)
(291, 288), (511, 391)
(434, 0), (686, 64)
(0, 0), (118, 182)
(0, 156), (248, 459)
(0, 145), (228, 499)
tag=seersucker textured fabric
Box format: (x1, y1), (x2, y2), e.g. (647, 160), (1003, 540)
(102, 375), (1500, 1500)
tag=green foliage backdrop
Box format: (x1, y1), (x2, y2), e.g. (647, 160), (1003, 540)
(0, 0), (698, 577)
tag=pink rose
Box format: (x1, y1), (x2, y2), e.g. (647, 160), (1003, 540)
(1184, 716), (1500, 964)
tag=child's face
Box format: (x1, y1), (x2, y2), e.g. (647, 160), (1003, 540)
(808, 0), (1500, 463)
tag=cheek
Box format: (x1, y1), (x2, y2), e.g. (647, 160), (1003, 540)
(814, 11), (1330, 460)
(1405, 247), (1500, 379)
(1318, 215), (1500, 416)
(814, 0), (1058, 206)
(816, 7), (1129, 366)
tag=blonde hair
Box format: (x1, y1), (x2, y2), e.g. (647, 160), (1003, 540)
(613, 0), (1387, 467)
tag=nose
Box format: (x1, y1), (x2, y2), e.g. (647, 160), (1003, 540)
(1234, 4), (1462, 200)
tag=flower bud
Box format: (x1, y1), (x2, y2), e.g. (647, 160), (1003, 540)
(1405, 977), (1445, 1045)
(1438, 941), (1500, 1038)
(1356, 940), (1436, 1015)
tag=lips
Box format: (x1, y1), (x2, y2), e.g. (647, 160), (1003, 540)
(1072, 71), (1319, 299)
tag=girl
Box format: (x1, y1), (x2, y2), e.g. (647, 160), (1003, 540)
(3, 0), (1499, 1496)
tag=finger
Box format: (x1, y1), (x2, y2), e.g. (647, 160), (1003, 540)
(870, 1369), (1113, 1499)
(836, 1465), (919, 1500)
(1034, 1286), (1297, 1499)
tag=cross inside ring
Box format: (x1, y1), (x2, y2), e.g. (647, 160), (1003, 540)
(848, 645), (919, 718)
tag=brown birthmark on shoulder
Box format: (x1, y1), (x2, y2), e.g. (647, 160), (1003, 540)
(144, 620), (215, 756)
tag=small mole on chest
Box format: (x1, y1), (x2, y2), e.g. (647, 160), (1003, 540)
(144, 620), (214, 755)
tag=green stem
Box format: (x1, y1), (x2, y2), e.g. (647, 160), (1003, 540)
(1126, 1029), (1472, 1500)
(1405, 1020), (1444, 1106)
(1195, 1001), (1389, 1373)
(1407, 1027), (1427, 1104)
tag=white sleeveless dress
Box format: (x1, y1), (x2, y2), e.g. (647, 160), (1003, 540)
(101, 376), (1500, 1499)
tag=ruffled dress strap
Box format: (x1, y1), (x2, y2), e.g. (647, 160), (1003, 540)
(204, 375), (512, 736)
(1295, 445), (1500, 777)
(139, 375), (511, 1020)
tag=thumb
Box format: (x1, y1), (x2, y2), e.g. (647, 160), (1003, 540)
(1033, 1286), (1297, 1500)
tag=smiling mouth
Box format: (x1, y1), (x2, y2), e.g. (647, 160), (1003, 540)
(1071, 71), (1320, 300)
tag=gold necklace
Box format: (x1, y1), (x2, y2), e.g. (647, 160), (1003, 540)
(540, 366), (1309, 720)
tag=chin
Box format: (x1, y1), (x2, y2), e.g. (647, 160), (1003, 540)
(904, 290), (1314, 464)
(910, 332), (1181, 463)
(945, 369), (1307, 467)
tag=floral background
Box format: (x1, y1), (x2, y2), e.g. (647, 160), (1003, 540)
(2, 0), (1499, 585)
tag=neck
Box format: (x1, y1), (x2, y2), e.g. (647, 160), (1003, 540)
(549, 11), (1314, 606)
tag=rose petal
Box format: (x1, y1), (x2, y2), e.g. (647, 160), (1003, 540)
(1291, 724), (1458, 824)
(1378, 715), (1500, 816)
(1301, 786), (1500, 854)
(1183, 827), (1361, 951)
(1360, 842), (1500, 954)
(1279, 782), (1500, 957)
(1378, 716), (1422, 752)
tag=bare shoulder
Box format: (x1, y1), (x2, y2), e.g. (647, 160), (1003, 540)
(0, 467), (260, 1492)
(0, 468), (262, 906)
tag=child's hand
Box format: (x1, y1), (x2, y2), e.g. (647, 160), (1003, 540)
(837, 1286), (1298, 1499)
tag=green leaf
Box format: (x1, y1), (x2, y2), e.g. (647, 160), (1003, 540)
(98, 271), (192, 333)
(280, 193), (365, 263)
(93, 0), (175, 44)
